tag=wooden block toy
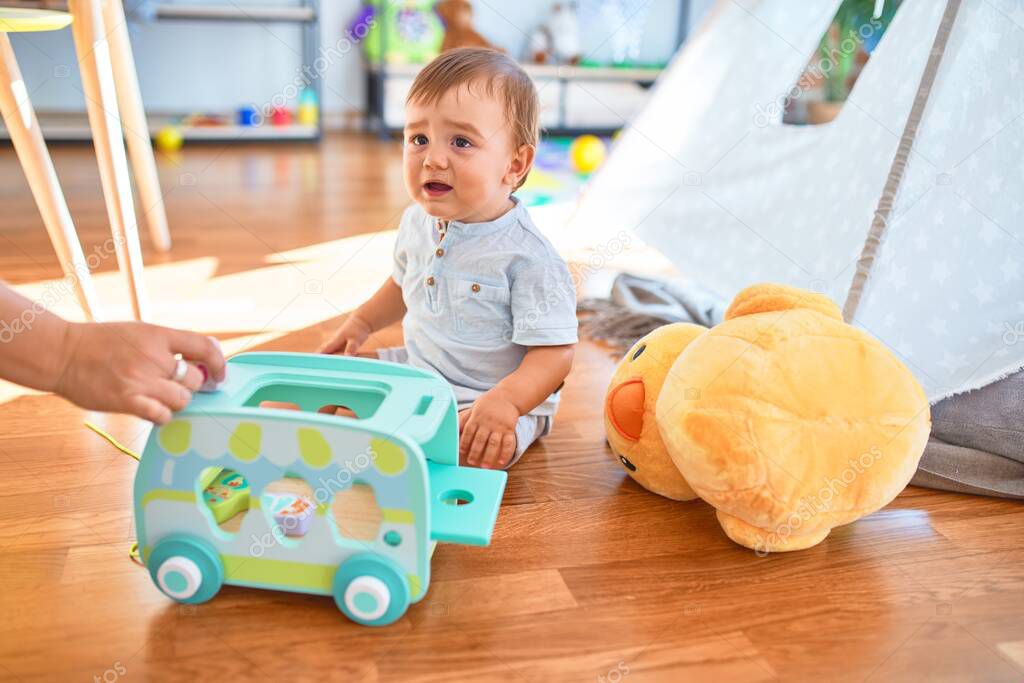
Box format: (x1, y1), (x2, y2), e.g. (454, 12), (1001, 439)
(133, 352), (507, 626)
(201, 468), (250, 525)
(263, 492), (315, 537)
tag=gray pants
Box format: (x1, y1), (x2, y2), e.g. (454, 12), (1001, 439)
(912, 369), (1024, 499)
(376, 346), (550, 469)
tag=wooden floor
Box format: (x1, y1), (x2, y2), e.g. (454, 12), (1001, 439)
(1, 134), (1023, 682)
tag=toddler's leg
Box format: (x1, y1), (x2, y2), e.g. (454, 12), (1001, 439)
(375, 346), (409, 364)
(503, 414), (552, 470)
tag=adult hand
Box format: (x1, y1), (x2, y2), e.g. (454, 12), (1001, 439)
(54, 322), (225, 424)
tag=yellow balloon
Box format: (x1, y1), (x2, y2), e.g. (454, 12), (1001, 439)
(155, 126), (184, 152)
(569, 134), (607, 174)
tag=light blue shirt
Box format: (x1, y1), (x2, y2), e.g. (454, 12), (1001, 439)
(392, 197), (578, 416)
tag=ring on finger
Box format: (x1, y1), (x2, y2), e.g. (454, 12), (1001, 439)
(171, 356), (189, 383)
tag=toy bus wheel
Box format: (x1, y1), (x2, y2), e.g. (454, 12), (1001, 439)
(332, 554), (409, 627)
(147, 535), (224, 605)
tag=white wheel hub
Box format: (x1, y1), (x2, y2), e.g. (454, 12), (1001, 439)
(344, 575), (391, 621)
(157, 555), (202, 600)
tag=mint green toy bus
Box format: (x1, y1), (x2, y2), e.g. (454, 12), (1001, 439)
(133, 352), (507, 626)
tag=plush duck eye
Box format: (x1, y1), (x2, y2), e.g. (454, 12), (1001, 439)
(631, 344), (647, 361)
(619, 454), (637, 472)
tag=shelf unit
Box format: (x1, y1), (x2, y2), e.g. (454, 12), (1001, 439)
(0, 0), (322, 143)
(364, 1), (691, 137)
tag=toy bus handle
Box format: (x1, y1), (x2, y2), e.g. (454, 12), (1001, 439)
(371, 384), (451, 432)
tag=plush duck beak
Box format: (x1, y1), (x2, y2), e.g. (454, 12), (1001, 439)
(605, 378), (645, 441)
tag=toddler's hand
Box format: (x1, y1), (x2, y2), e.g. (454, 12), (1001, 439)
(459, 389), (520, 469)
(319, 315), (372, 355)
(55, 322), (225, 425)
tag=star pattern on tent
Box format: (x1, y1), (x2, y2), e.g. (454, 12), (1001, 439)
(972, 280), (994, 304)
(929, 318), (949, 337)
(931, 260), (951, 284)
(937, 352), (971, 374)
(597, 0), (1024, 402)
(1002, 257), (1021, 282)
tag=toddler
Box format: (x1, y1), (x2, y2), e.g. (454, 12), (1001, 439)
(320, 48), (578, 470)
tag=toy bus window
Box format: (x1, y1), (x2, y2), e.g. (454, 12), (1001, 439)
(198, 466), (251, 538)
(262, 476), (316, 546)
(329, 482), (383, 543)
(255, 401), (361, 420)
(244, 384), (385, 419)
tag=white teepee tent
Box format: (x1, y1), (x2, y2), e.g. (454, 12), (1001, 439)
(567, 0), (1024, 401)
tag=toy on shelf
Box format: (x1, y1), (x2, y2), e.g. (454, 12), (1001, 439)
(237, 106), (259, 127)
(569, 134), (607, 174)
(359, 0), (444, 65)
(270, 106), (293, 127)
(604, 284), (931, 554)
(134, 352), (507, 626)
(297, 88), (319, 127)
(154, 126), (183, 152)
(435, 0), (501, 53)
(552, 2), (582, 65)
(527, 2), (581, 65)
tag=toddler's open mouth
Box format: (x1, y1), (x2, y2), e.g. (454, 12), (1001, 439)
(423, 181), (453, 197)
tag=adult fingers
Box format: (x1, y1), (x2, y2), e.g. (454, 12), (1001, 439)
(128, 394), (173, 425)
(148, 378), (194, 414)
(176, 362), (204, 392)
(169, 330), (225, 380)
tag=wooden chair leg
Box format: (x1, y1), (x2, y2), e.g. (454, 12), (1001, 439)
(102, 0), (171, 253)
(68, 0), (148, 321)
(0, 34), (101, 321)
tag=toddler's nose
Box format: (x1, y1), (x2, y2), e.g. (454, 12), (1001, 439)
(424, 147), (448, 170)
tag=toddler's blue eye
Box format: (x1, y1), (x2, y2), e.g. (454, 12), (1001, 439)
(410, 134), (427, 145)
(453, 136), (472, 148)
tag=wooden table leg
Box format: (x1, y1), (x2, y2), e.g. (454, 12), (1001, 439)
(0, 33), (101, 321)
(69, 0), (149, 321)
(102, 0), (172, 253)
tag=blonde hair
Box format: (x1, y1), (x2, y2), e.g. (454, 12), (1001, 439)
(407, 48), (539, 189)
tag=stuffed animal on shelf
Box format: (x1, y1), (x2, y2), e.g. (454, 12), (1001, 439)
(526, 2), (581, 65)
(549, 2), (582, 65)
(435, 0), (501, 53)
(604, 283), (931, 553)
(604, 323), (704, 501)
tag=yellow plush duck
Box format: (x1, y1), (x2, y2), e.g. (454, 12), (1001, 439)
(604, 323), (705, 501)
(605, 283), (931, 553)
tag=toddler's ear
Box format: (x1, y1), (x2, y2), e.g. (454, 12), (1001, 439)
(507, 144), (536, 186)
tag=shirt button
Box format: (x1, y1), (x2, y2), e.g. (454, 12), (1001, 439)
(436, 248), (445, 257)
(426, 276), (435, 286)
(471, 283), (481, 293)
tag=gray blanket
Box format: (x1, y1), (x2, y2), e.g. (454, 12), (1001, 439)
(581, 273), (1023, 500)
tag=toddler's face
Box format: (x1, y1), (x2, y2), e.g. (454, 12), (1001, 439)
(404, 81), (528, 223)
